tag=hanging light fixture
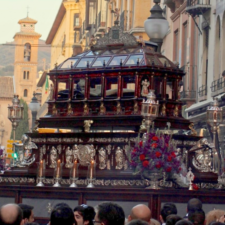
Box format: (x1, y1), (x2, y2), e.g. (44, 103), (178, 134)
(144, 0), (169, 52)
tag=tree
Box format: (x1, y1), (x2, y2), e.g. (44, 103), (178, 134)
(10, 98), (29, 140)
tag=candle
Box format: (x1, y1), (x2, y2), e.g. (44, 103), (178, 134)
(39, 160), (43, 178)
(72, 159), (77, 178)
(56, 159), (61, 178)
(90, 159), (94, 180)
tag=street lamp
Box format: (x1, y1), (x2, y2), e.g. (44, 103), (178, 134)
(206, 98), (223, 175)
(28, 92), (40, 130)
(141, 90), (159, 133)
(8, 95), (24, 166)
(144, 0), (169, 52)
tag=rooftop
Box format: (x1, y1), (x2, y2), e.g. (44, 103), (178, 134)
(18, 16), (37, 24)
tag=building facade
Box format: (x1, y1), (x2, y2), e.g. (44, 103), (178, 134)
(46, 0), (152, 68)
(0, 77), (14, 148)
(13, 16), (41, 104)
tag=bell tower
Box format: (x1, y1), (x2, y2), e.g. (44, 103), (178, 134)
(13, 16), (41, 104)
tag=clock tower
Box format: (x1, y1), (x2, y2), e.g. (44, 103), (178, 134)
(13, 16), (41, 104)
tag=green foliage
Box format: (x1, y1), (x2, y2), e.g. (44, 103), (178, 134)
(10, 98), (29, 140)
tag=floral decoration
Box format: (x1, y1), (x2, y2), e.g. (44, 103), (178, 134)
(130, 132), (181, 177)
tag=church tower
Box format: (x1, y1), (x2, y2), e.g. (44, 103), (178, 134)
(13, 16), (41, 104)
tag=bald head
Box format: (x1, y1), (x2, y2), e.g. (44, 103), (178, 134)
(128, 204), (151, 223)
(0, 204), (23, 225)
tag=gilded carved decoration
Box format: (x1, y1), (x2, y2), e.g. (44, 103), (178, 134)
(115, 147), (123, 170)
(98, 147), (107, 170)
(49, 146), (57, 168)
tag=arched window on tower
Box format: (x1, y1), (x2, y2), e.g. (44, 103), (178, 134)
(24, 43), (31, 61)
(24, 89), (28, 97)
(27, 71), (29, 80)
(23, 71), (26, 79)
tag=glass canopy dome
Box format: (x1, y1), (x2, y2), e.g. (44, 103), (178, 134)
(58, 44), (177, 71)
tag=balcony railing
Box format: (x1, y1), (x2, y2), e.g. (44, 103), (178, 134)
(186, 0), (211, 17)
(120, 10), (133, 32)
(211, 77), (225, 97)
(180, 91), (196, 101)
(198, 84), (207, 101)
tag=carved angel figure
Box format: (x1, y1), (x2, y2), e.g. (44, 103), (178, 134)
(111, 8), (120, 21)
(65, 147), (73, 168)
(98, 147), (106, 170)
(141, 79), (150, 96)
(14, 134), (36, 167)
(115, 147), (123, 170)
(72, 144), (79, 160)
(49, 146), (57, 168)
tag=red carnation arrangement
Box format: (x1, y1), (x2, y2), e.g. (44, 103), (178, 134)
(130, 131), (181, 176)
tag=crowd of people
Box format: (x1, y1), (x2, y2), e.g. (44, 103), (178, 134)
(0, 198), (225, 225)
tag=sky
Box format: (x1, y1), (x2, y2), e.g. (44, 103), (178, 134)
(0, 0), (62, 44)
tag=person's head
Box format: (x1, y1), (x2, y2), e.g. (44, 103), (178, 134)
(175, 220), (193, 225)
(128, 204), (151, 223)
(205, 210), (225, 225)
(188, 209), (205, 225)
(160, 203), (178, 223)
(187, 199), (202, 211)
(73, 204), (95, 225)
(53, 203), (70, 210)
(50, 205), (75, 225)
(25, 223), (39, 225)
(18, 204), (34, 224)
(127, 219), (149, 225)
(166, 215), (182, 225)
(0, 203), (23, 225)
(94, 202), (125, 225)
(150, 218), (161, 225)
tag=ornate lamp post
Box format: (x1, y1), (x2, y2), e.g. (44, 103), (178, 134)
(144, 0), (169, 52)
(28, 92), (40, 130)
(8, 95), (24, 166)
(141, 90), (159, 133)
(206, 98), (223, 175)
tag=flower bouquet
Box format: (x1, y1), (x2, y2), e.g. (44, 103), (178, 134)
(130, 131), (181, 189)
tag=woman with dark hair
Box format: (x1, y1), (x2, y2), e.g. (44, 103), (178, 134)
(74, 204), (95, 225)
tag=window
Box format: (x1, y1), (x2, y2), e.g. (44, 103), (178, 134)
(92, 57), (111, 67)
(86, 0), (96, 27)
(89, 77), (102, 99)
(182, 22), (188, 66)
(121, 76), (135, 98)
(109, 56), (128, 66)
(73, 78), (85, 100)
(24, 89), (28, 97)
(76, 57), (95, 68)
(24, 43), (31, 61)
(74, 13), (80, 26)
(23, 71), (30, 79)
(105, 77), (118, 99)
(57, 79), (70, 101)
(125, 54), (143, 65)
(61, 59), (79, 68)
(174, 30), (179, 63)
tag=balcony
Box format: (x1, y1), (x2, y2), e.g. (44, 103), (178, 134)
(211, 77), (225, 98)
(180, 91), (196, 102)
(186, 0), (211, 17)
(198, 84), (207, 102)
(120, 10), (133, 32)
